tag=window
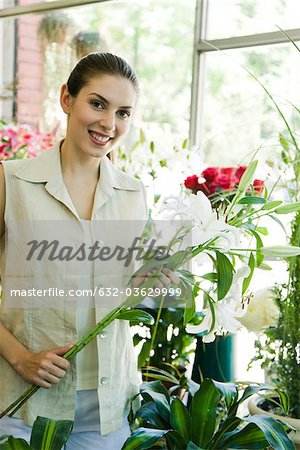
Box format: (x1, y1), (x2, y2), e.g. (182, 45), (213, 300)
(191, 0), (300, 165)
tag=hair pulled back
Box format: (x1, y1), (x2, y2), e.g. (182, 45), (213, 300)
(67, 52), (139, 97)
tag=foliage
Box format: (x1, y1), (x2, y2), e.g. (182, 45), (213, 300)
(0, 416), (73, 449)
(247, 37), (300, 418)
(122, 379), (295, 450)
(132, 305), (202, 371)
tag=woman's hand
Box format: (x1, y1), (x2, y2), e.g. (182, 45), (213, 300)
(132, 267), (180, 291)
(14, 344), (73, 389)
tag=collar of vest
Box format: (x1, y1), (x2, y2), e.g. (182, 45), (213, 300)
(14, 141), (141, 192)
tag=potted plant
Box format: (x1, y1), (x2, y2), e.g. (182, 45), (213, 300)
(122, 379), (296, 449)
(71, 31), (106, 59)
(37, 12), (73, 46)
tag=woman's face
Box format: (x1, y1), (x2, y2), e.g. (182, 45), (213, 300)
(60, 74), (138, 158)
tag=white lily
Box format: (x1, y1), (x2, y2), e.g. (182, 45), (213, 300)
(161, 191), (242, 250)
(186, 295), (246, 343)
(186, 263), (250, 342)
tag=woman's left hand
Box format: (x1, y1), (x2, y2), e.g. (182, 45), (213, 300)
(132, 267), (180, 290)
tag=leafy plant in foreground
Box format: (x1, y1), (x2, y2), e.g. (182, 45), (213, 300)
(122, 379), (295, 450)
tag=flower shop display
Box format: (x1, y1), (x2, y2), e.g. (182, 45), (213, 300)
(122, 379), (295, 450)
(1, 158), (300, 447)
(0, 121), (57, 160)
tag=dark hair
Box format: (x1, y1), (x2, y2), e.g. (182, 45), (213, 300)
(67, 52), (139, 96)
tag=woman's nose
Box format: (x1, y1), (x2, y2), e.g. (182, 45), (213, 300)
(99, 110), (115, 132)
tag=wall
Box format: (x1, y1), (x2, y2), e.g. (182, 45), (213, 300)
(16, 0), (43, 128)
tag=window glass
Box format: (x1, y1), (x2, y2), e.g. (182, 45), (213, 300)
(199, 43), (300, 165)
(44, 0), (196, 147)
(206, 0), (300, 39)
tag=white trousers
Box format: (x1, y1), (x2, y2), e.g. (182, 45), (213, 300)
(0, 390), (130, 449)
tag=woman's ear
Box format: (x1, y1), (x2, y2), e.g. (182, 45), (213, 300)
(60, 84), (72, 114)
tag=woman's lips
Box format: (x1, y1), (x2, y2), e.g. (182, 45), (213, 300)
(88, 130), (112, 145)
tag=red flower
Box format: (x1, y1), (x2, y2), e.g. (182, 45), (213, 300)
(216, 174), (234, 191)
(220, 167), (235, 177)
(235, 166), (247, 181)
(202, 167), (219, 183)
(253, 179), (264, 193)
(184, 174), (200, 190)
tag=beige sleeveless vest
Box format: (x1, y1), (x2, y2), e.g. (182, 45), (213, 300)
(0, 142), (148, 435)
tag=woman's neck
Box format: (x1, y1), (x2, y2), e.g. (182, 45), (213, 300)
(59, 138), (101, 181)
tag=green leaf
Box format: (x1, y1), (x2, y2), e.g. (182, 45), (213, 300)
(170, 398), (190, 443)
(201, 272), (217, 282)
(190, 379), (221, 447)
(216, 251), (234, 300)
(117, 309), (154, 325)
(159, 159), (167, 168)
(139, 129), (146, 144)
(186, 442), (204, 450)
(275, 202), (300, 214)
(0, 437), (33, 449)
(30, 416), (73, 450)
(140, 382), (171, 422)
(220, 422), (269, 448)
(136, 402), (168, 429)
(238, 196), (266, 205)
(150, 141), (155, 153)
(245, 415), (295, 450)
(122, 427), (168, 450)
(261, 200), (283, 210)
(237, 160), (258, 192)
(183, 284), (196, 325)
(242, 252), (255, 294)
(138, 341), (151, 369)
(210, 380), (238, 409)
(251, 230), (264, 267)
(182, 138), (188, 149)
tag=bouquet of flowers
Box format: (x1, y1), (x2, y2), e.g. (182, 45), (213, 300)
(184, 165), (265, 196)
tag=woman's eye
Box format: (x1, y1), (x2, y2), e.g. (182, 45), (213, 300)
(90, 100), (104, 110)
(117, 110), (131, 119)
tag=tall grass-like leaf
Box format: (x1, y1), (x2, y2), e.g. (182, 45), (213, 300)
(121, 428), (168, 450)
(0, 437), (32, 449)
(261, 200), (283, 210)
(186, 442), (204, 450)
(30, 417), (73, 450)
(190, 379), (221, 447)
(170, 398), (190, 443)
(216, 251), (234, 300)
(242, 252), (255, 294)
(275, 202), (300, 214)
(245, 415), (295, 450)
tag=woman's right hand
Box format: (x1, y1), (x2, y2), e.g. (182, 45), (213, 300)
(14, 344), (73, 389)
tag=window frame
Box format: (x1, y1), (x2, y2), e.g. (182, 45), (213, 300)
(190, 0), (300, 145)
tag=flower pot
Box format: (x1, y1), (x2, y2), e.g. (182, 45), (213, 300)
(248, 395), (300, 448)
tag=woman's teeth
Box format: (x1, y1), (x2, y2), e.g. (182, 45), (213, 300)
(89, 131), (110, 143)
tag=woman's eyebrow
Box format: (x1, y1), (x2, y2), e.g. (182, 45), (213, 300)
(88, 92), (134, 109)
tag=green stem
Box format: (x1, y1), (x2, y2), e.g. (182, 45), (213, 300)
(144, 295), (166, 381)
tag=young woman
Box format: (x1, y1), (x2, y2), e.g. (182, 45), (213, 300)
(0, 53), (178, 448)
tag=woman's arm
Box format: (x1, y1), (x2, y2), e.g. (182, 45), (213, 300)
(0, 165), (72, 389)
